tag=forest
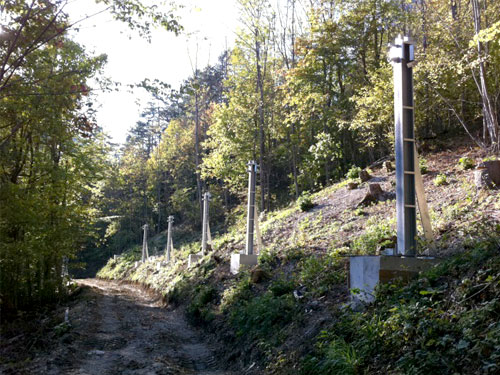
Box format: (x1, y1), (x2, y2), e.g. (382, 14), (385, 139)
(1, 0), (500, 311)
(1, 0), (500, 373)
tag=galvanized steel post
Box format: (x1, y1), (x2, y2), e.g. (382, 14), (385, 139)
(166, 216), (174, 262)
(245, 161), (258, 255)
(390, 35), (417, 256)
(142, 223), (149, 262)
(201, 192), (211, 255)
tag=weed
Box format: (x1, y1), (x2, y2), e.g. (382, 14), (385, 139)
(302, 241), (500, 375)
(419, 157), (429, 174)
(298, 191), (315, 212)
(346, 166), (362, 179)
(299, 254), (345, 296)
(433, 173), (448, 186)
(230, 291), (300, 345)
(284, 246), (306, 263)
(220, 274), (253, 312)
(269, 275), (296, 297)
(187, 285), (217, 324)
(351, 217), (396, 254)
(458, 156), (475, 170)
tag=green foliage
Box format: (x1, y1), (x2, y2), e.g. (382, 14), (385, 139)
(220, 274), (253, 312)
(346, 166), (362, 180)
(419, 157), (429, 174)
(229, 290), (300, 344)
(0, 2), (109, 312)
(297, 191), (315, 212)
(434, 173), (448, 186)
(303, 241), (500, 374)
(187, 285), (217, 324)
(298, 254), (345, 296)
(269, 276), (296, 297)
(351, 217), (396, 254)
(458, 157), (475, 170)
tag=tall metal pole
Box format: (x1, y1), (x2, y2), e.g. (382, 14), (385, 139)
(142, 224), (149, 262)
(390, 35), (417, 256)
(166, 216), (174, 262)
(201, 192), (211, 255)
(245, 161), (258, 255)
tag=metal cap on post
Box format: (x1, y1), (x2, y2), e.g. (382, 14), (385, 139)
(201, 192), (211, 255)
(245, 161), (258, 255)
(166, 216), (174, 262)
(142, 224), (149, 262)
(390, 35), (417, 256)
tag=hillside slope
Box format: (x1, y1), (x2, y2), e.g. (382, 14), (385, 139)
(98, 141), (500, 374)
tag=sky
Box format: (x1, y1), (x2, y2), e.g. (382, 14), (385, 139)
(66, 0), (239, 144)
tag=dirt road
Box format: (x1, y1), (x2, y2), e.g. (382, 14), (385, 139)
(2, 279), (233, 375)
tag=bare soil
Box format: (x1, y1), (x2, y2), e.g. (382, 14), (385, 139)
(0, 279), (233, 375)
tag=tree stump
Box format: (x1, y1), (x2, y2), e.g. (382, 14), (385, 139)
(475, 167), (493, 189)
(479, 160), (500, 185)
(347, 182), (359, 190)
(475, 160), (500, 189)
(357, 183), (384, 207)
(383, 161), (394, 173)
(359, 169), (371, 182)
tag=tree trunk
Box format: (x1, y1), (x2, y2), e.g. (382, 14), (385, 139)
(471, 0), (499, 150)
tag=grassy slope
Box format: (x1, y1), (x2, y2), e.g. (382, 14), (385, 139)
(98, 140), (500, 374)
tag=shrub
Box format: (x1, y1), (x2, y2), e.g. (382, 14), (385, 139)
(458, 157), (475, 170)
(351, 218), (395, 254)
(299, 254), (345, 296)
(301, 243), (500, 375)
(230, 291), (299, 343)
(269, 276), (296, 297)
(433, 173), (448, 186)
(419, 157), (429, 174)
(346, 166), (362, 179)
(187, 285), (217, 324)
(298, 191), (315, 212)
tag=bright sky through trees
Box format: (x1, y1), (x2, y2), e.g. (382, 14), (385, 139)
(66, 0), (238, 144)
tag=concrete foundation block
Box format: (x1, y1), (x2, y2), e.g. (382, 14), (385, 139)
(349, 255), (439, 303)
(188, 254), (203, 268)
(231, 253), (258, 275)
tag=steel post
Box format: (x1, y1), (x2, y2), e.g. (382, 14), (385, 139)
(390, 35), (417, 256)
(245, 161), (257, 255)
(201, 192), (211, 255)
(166, 216), (174, 262)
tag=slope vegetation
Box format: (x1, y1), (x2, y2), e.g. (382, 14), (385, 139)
(98, 141), (500, 374)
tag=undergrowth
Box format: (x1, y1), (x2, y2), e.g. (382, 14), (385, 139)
(302, 234), (500, 375)
(95, 158), (500, 374)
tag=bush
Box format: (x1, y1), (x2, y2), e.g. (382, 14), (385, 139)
(419, 158), (429, 174)
(298, 191), (315, 212)
(458, 157), (475, 170)
(351, 218), (396, 254)
(346, 166), (362, 179)
(299, 254), (345, 296)
(187, 285), (217, 324)
(433, 173), (448, 186)
(269, 276), (296, 297)
(302, 243), (500, 375)
(230, 291), (299, 343)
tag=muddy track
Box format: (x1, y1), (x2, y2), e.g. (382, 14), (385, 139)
(19, 279), (233, 375)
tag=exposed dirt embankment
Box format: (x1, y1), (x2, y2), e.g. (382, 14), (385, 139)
(0, 279), (233, 375)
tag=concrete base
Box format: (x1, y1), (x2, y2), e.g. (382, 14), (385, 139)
(231, 253), (258, 274)
(188, 254), (203, 268)
(349, 255), (440, 303)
